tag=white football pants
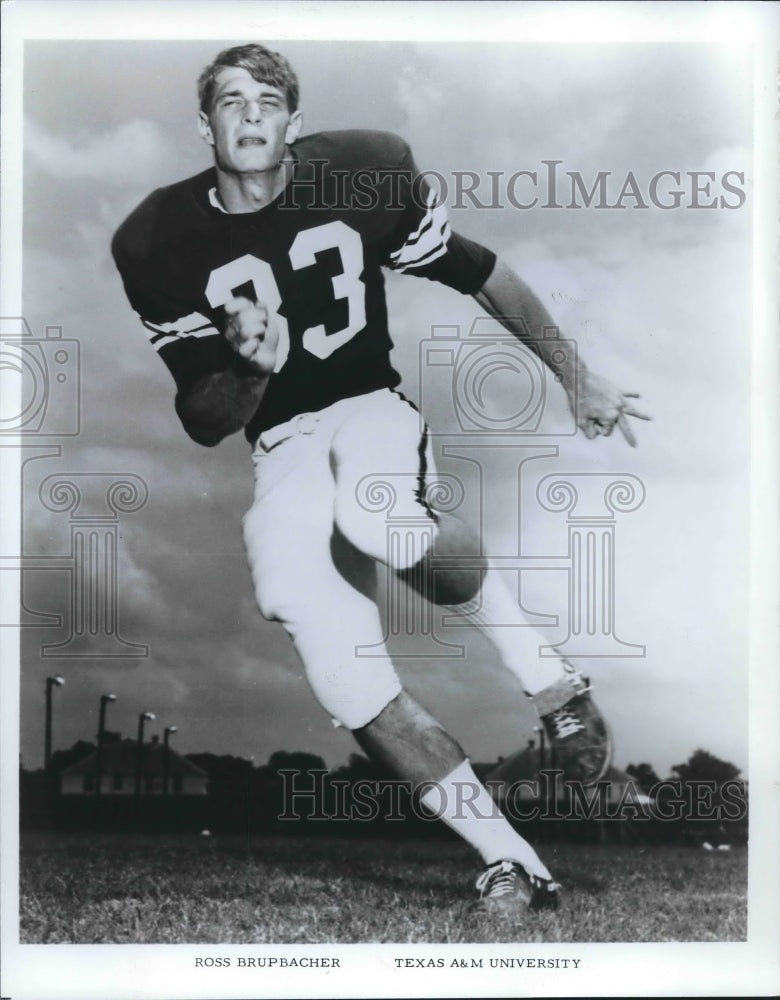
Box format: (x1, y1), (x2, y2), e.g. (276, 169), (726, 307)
(242, 389), (437, 730)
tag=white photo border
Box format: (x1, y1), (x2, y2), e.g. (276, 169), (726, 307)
(1, 3), (777, 999)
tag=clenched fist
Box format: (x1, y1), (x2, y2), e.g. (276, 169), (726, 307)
(223, 296), (279, 374)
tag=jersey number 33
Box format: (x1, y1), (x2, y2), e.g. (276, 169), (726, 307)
(204, 220), (367, 372)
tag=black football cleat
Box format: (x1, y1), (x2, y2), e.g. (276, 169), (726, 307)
(475, 859), (560, 913)
(532, 668), (613, 786)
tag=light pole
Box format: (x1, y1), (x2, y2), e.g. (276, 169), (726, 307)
(94, 693), (117, 795)
(162, 725), (177, 796)
(44, 676), (65, 771)
(134, 711), (155, 799)
(534, 724), (546, 773)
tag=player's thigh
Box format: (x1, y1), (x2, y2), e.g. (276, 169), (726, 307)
(242, 436), (376, 622)
(244, 446), (399, 728)
(330, 391), (438, 565)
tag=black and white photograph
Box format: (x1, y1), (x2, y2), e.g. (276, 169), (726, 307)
(1, 2), (777, 998)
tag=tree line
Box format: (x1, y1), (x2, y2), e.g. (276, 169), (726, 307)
(20, 743), (747, 847)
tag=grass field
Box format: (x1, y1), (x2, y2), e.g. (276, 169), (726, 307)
(19, 832), (747, 944)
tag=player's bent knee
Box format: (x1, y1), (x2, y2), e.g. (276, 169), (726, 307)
(397, 556), (486, 606)
(431, 564), (486, 605)
(334, 494), (437, 569)
(304, 662), (402, 730)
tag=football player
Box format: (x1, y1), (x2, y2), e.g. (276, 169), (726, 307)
(113, 43), (650, 912)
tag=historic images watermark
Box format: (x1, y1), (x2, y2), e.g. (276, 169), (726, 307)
(279, 161), (747, 212)
(277, 769), (748, 824)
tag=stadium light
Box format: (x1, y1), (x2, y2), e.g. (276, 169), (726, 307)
(44, 675), (65, 770)
(162, 725), (177, 796)
(94, 693), (117, 796)
(134, 711), (156, 799)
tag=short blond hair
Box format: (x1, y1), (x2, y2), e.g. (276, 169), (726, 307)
(198, 44), (299, 113)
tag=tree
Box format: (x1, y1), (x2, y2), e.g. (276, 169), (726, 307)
(327, 752), (393, 783)
(625, 762), (662, 793)
(186, 752), (267, 832)
(671, 749), (741, 785)
(266, 750), (328, 774)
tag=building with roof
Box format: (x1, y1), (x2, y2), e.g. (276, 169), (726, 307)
(59, 736), (207, 796)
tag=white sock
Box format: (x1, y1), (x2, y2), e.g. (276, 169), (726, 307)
(420, 759), (552, 879)
(446, 566), (571, 695)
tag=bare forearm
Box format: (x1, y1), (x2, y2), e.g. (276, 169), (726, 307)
(474, 257), (586, 392)
(474, 256), (650, 445)
(175, 368), (269, 446)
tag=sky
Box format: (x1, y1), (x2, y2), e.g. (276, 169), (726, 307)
(14, 37), (757, 778)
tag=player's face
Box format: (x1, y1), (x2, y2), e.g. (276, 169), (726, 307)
(199, 67), (302, 175)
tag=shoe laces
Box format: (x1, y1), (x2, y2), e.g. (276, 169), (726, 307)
(476, 860), (560, 902)
(475, 860), (521, 899)
(565, 668), (591, 695)
(549, 706), (586, 739)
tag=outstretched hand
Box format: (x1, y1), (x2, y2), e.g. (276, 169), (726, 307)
(570, 370), (651, 447)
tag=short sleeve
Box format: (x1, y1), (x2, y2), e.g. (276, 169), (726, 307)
(382, 144), (496, 295)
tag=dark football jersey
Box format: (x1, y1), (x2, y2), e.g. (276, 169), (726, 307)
(112, 130), (496, 441)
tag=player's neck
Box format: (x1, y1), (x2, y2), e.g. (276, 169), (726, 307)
(214, 156), (294, 214)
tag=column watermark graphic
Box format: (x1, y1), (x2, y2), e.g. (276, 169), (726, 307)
(37, 474), (149, 658)
(536, 473), (645, 657)
(354, 473), (466, 658)
(1, 317), (149, 658)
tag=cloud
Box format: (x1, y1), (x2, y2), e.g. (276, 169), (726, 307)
(391, 44), (752, 264)
(25, 116), (177, 186)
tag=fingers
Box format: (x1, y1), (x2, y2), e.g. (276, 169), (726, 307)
(579, 381), (650, 445)
(623, 404), (652, 421)
(224, 295), (256, 316)
(620, 391), (651, 421)
(588, 419), (617, 440)
(616, 413), (638, 447)
(224, 298), (269, 352)
(235, 337), (262, 361)
(222, 298), (279, 374)
(588, 409), (645, 446)
(225, 298), (268, 329)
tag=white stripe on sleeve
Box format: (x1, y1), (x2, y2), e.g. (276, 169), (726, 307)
(141, 311), (219, 351)
(389, 190), (452, 273)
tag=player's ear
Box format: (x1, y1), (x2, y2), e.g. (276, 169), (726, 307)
(285, 110), (303, 145)
(198, 111), (215, 147)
